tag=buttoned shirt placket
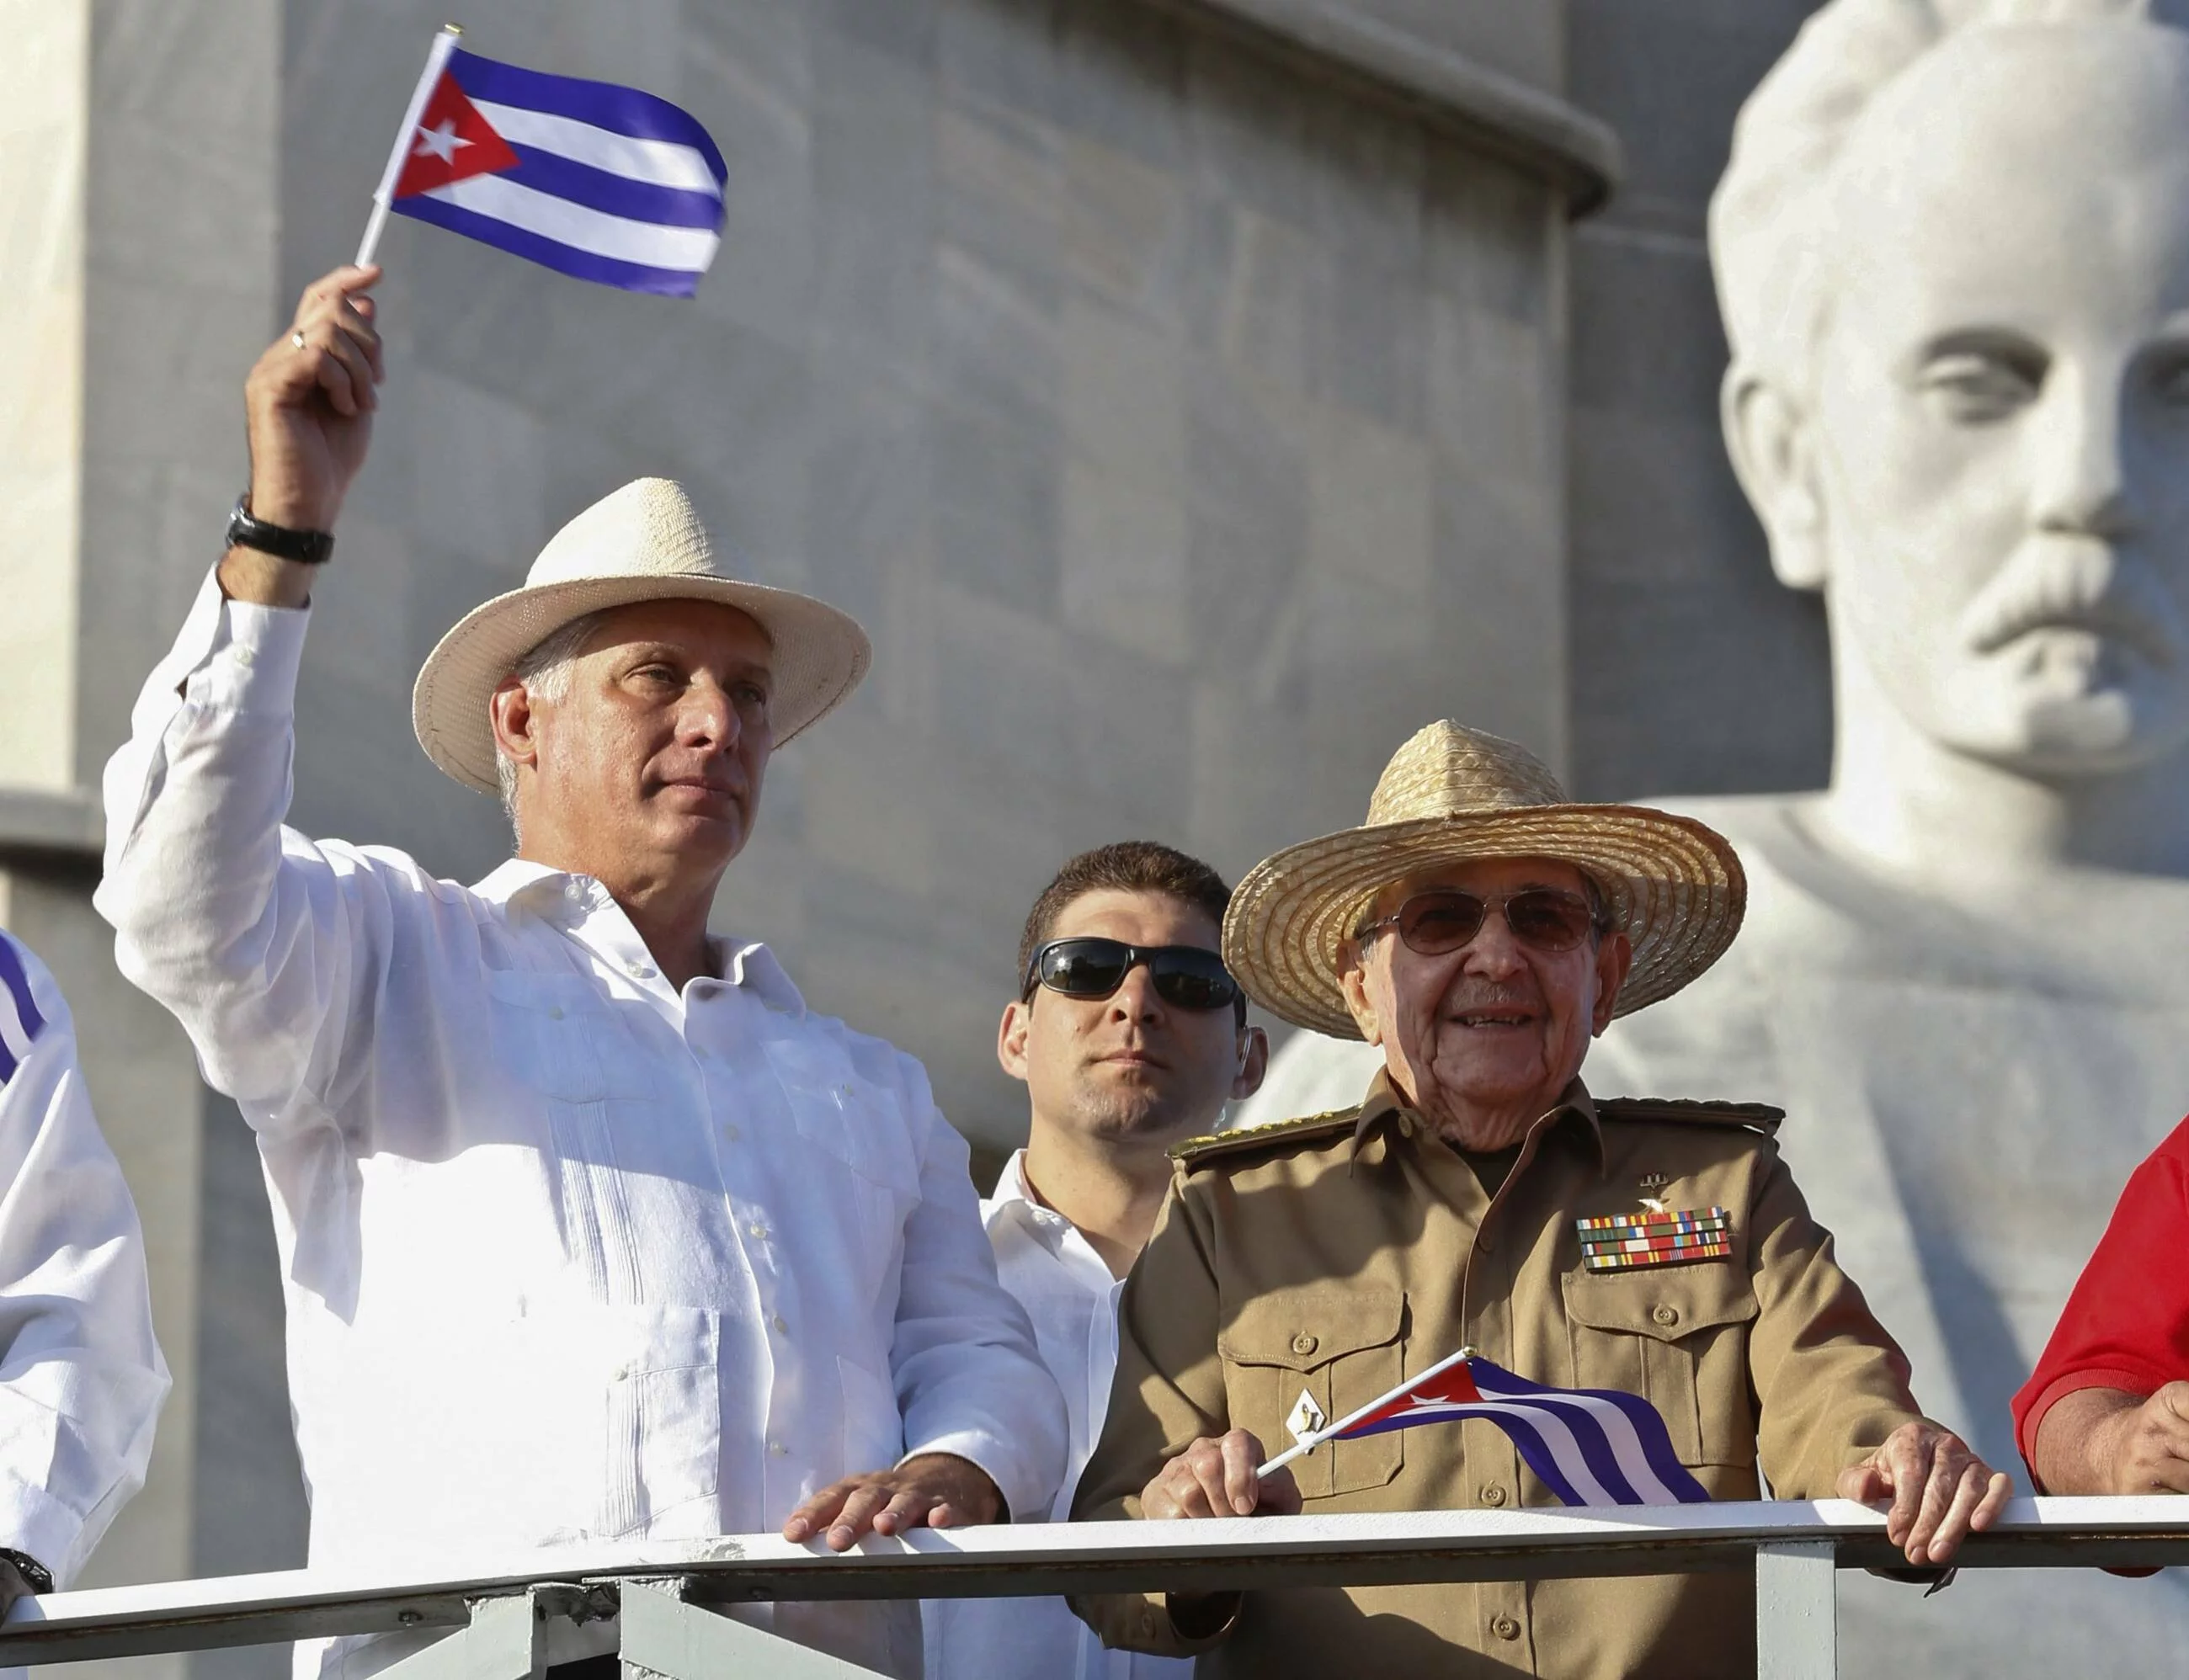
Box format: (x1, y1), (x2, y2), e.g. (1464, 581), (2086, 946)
(524, 874), (813, 1531)
(1366, 1086), (1606, 1676)
(987, 1159), (1122, 1514)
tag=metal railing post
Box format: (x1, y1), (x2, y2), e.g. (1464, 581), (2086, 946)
(1755, 1540), (1836, 1680)
(374, 1589), (551, 1680)
(618, 1577), (887, 1679)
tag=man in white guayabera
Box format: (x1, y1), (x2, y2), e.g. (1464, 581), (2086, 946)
(95, 263), (1064, 1680)
(1251, 0), (2189, 1667)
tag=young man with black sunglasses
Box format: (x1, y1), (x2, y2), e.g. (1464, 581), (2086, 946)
(923, 843), (1266, 1680)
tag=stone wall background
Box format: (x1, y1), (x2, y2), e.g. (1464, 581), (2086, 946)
(1566, 0), (1830, 800)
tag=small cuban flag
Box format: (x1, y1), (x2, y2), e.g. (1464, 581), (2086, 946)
(359, 26), (727, 297)
(1258, 1347), (1708, 1507)
(0, 935), (48, 1088)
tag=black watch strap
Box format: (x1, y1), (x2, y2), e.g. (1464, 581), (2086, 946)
(0, 1549), (52, 1595)
(226, 495), (334, 566)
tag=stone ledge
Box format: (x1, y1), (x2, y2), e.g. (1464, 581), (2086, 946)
(0, 786), (104, 861)
(1170, 0), (1623, 214)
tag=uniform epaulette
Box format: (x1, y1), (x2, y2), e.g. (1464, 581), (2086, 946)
(1169, 1105), (1363, 1168)
(1597, 1097), (1785, 1138)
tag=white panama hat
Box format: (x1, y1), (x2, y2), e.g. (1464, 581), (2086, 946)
(412, 477), (871, 794)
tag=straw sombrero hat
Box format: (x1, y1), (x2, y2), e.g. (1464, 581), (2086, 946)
(1222, 721), (1745, 1039)
(413, 477), (871, 794)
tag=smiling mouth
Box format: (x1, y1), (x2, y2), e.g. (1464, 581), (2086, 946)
(1450, 1010), (1534, 1029)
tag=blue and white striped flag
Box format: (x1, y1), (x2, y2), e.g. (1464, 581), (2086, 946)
(0, 936), (48, 1087)
(1260, 1347), (1709, 1507)
(375, 33), (727, 297)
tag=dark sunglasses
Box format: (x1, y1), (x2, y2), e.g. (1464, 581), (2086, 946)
(1024, 938), (1244, 1014)
(1355, 888), (1606, 957)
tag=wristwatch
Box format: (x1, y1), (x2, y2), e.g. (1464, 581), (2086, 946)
(225, 494), (335, 566)
(0, 1549), (52, 1595)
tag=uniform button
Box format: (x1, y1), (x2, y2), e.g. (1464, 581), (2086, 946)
(1490, 1614), (1521, 1641)
(771, 1314), (789, 1334)
(628, 962), (656, 980)
(767, 1441), (788, 1457)
(1651, 1304), (1680, 1329)
(748, 1221), (770, 1241)
(1480, 1484), (1507, 1507)
(722, 1122), (740, 1141)
(547, 1006), (564, 1021)
(1137, 1608), (1156, 1636)
(233, 646), (256, 667)
(610, 1363), (632, 1381)
(1291, 1332), (1318, 1357)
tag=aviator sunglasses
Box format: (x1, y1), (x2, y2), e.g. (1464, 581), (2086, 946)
(1024, 938), (1244, 1015)
(1355, 887), (1608, 957)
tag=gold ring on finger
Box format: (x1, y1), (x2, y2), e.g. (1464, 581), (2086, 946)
(290, 330), (307, 351)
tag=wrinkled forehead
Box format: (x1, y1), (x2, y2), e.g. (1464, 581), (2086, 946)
(578, 597), (774, 664)
(1829, 24), (2189, 327)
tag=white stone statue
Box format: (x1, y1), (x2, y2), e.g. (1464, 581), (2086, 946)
(1240, 2), (2189, 1665)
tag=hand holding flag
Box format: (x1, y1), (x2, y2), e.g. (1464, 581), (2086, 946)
(236, 266), (386, 557)
(1141, 1430), (1302, 1521)
(1259, 1348), (1710, 1507)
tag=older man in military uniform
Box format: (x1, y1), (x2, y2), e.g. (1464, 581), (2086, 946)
(1070, 722), (2010, 1677)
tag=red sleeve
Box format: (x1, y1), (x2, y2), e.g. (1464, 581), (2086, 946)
(2013, 1117), (2189, 1481)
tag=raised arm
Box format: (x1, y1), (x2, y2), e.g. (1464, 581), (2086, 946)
(0, 939), (168, 1598)
(95, 268), (396, 1124)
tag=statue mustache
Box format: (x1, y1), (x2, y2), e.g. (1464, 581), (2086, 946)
(1958, 540), (2186, 668)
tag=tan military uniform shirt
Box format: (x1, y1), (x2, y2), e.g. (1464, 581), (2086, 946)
(1071, 1074), (1925, 1679)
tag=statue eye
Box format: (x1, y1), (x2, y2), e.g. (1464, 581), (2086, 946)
(1918, 350), (2043, 423)
(2147, 353), (2189, 408)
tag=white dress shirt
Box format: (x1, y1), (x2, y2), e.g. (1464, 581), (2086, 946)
(96, 572), (1065, 1680)
(0, 934), (167, 1589)
(922, 1152), (1191, 1680)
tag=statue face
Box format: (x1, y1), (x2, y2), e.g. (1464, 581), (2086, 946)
(1805, 26), (2189, 774)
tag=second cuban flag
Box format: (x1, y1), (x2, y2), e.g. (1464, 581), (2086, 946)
(389, 45), (727, 296)
(1260, 1348), (1708, 1507)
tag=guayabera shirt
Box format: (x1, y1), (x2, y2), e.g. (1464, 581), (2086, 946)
(97, 570), (1064, 1680)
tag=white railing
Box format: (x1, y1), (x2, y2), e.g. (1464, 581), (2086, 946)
(3, 1498), (2185, 1679)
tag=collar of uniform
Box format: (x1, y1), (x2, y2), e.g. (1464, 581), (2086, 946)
(1350, 1067), (1410, 1150)
(471, 859), (807, 1015)
(1353, 1068), (1606, 1167)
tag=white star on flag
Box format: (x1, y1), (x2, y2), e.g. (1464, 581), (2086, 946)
(412, 119), (471, 163)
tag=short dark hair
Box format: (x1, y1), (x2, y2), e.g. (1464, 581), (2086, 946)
(1017, 842), (1238, 1013)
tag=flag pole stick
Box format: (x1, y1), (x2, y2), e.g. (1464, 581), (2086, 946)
(354, 23), (465, 267)
(1256, 1346), (1474, 1479)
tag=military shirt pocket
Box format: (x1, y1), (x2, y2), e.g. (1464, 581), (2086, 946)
(1219, 1285), (1406, 1499)
(1561, 1267), (1757, 1466)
